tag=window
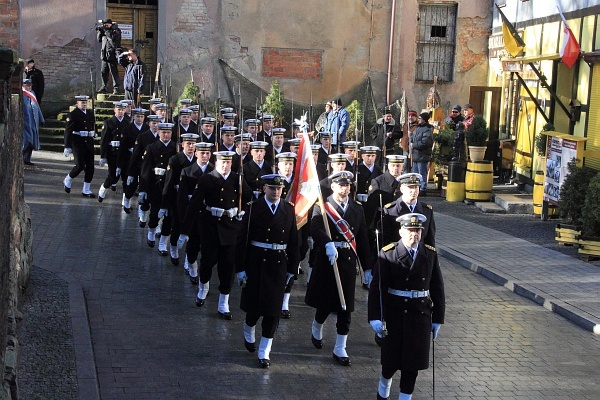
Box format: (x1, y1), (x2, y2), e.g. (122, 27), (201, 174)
(416, 3), (458, 82)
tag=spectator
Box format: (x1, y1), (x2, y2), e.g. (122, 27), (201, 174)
(370, 107), (402, 169)
(22, 78), (44, 166)
(118, 49), (146, 105)
(443, 104), (464, 130)
(410, 112), (434, 193)
(463, 103), (475, 130)
(326, 98), (349, 152)
(24, 58), (45, 105)
(97, 18), (122, 94)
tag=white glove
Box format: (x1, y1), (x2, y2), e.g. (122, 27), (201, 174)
(115, 167), (121, 176)
(177, 234), (189, 249)
(307, 236), (314, 250)
(324, 242), (338, 265)
(127, 176), (135, 186)
(356, 194), (368, 202)
(286, 273), (295, 285)
(253, 190), (261, 198)
(138, 192), (147, 202)
(99, 158), (107, 167)
(226, 207), (238, 218)
(432, 323), (442, 341)
(63, 148), (72, 157)
(187, 194), (192, 200)
(210, 207), (224, 217)
(363, 269), (373, 286)
(369, 320), (384, 334)
(237, 271), (248, 287)
(158, 208), (168, 219)
(235, 210), (245, 221)
(129, 147), (134, 153)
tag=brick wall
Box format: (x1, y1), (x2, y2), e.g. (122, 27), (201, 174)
(174, 0), (209, 33)
(457, 17), (490, 72)
(0, 0), (20, 51)
(262, 48), (323, 79)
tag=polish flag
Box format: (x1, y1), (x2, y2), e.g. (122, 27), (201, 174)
(287, 132), (320, 229)
(558, 7), (581, 68)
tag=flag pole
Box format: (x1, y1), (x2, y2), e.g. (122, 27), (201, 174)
(316, 189), (347, 311)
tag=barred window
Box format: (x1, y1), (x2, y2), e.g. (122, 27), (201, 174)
(416, 3), (458, 82)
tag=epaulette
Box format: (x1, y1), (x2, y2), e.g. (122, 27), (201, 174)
(426, 204), (433, 210)
(385, 202), (394, 209)
(355, 201), (362, 205)
(382, 243), (396, 252)
(424, 244), (436, 252)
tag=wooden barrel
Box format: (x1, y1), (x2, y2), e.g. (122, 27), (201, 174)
(446, 181), (466, 202)
(533, 170), (544, 215)
(465, 161), (493, 201)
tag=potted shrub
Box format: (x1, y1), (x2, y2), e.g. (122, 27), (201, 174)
(465, 115), (489, 162)
(534, 123), (554, 158)
(432, 127), (455, 190)
(579, 172), (600, 259)
(555, 159), (595, 245)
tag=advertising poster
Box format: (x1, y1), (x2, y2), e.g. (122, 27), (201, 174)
(543, 136), (578, 204)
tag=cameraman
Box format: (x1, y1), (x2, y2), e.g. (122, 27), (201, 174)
(97, 18), (121, 95)
(118, 49), (146, 105)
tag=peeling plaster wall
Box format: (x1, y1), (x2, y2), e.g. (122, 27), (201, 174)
(20, 0), (98, 116)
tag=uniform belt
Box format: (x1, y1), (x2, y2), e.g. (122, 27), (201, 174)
(73, 131), (95, 137)
(205, 206), (237, 214)
(333, 241), (351, 249)
(250, 241), (287, 250)
(387, 288), (429, 298)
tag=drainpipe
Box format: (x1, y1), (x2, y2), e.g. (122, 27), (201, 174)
(386, 0), (397, 105)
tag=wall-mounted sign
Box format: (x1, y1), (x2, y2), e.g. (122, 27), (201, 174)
(120, 24), (133, 40)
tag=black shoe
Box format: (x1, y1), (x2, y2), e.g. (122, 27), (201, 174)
(218, 311), (233, 320)
(189, 276), (199, 285)
(82, 192), (96, 198)
(195, 297), (205, 307)
(244, 340), (256, 353)
(64, 186), (71, 194)
(170, 257), (179, 266)
(97, 87), (107, 94)
(377, 394), (388, 400)
(158, 249), (168, 256)
(139, 220), (146, 228)
(147, 239), (155, 248)
(281, 310), (291, 319)
(112, 87), (121, 95)
(98, 196), (104, 203)
(110, 185), (116, 192)
(298, 267), (304, 274)
(258, 359), (270, 369)
(123, 207), (131, 214)
(374, 333), (382, 347)
(332, 353), (351, 366)
(362, 283), (369, 290)
(24, 161), (35, 166)
(311, 335), (323, 349)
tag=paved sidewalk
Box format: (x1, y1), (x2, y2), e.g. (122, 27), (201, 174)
(435, 213), (600, 334)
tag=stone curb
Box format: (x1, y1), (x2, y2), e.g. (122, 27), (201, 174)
(438, 246), (600, 335)
(53, 269), (100, 400)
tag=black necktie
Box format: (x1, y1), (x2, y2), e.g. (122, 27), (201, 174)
(271, 203), (276, 213)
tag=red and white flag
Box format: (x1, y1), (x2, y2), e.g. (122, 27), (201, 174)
(558, 7), (581, 68)
(287, 132), (320, 229)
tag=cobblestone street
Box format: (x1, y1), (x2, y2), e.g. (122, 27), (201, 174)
(19, 153), (600, 399)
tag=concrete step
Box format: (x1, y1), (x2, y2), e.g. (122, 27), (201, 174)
(494, 193), (533, 214)
(475, 201), (506, 213)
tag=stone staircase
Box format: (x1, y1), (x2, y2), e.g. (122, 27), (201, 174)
(471, 184), (535, 214)
(39, 94), (151, 155)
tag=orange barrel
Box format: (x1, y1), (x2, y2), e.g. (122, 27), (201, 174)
(446, 161), (466, 202)
(533, 170), (544, 215)
(465, 161), (493, 201)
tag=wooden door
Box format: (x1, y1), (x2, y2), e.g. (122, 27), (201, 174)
(108, 4), (157, 95)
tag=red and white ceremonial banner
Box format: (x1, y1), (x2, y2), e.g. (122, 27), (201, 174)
(288, 132), (320, 229)
(558, 6), (581, 68)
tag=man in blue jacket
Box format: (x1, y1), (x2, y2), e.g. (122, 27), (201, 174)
(326, 98), (349, 153)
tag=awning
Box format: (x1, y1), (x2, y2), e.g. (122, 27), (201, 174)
(501, 53), (561, 63)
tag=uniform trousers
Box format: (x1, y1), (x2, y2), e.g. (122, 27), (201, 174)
(245, 312), (279, 339)
(199, 241), (235, 295)
(314, 308), (351, 335)
(102, 155), (121, 189)
(381, 369), (418, 395)
(148, 189), (172, 232)
(69, 139), (95, 182)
